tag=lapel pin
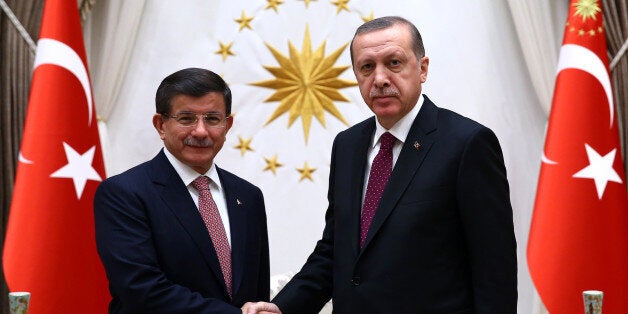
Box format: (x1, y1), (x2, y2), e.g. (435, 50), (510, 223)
(236, 199), (242, 205)
(413, 141), (421, 150)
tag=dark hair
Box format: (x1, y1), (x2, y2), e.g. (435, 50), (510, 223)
(155, 68), (232, 115)
(350, 16), (425, 65)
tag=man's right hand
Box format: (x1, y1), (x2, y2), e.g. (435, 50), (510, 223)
(241, 301), (282, 314)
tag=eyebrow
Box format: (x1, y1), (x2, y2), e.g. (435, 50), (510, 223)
(176, 110), (224, 114)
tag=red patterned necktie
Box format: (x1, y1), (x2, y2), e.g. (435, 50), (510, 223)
(192, 176), (232, 298)
(360, 132), (396, 248)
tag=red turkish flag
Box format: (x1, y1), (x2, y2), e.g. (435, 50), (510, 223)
(2, 0), (110, 312)
(528, 1), (628, 313)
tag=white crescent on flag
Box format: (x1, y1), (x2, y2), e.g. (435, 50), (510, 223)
(18, 152), (34, 164)
(556, 44), (614, 128)
(33, 38), (93, 126)
(542, 44), (615, 166)
(541, 153), (558, 165)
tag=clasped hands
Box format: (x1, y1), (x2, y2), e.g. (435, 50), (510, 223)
(242, 301), (281, 314)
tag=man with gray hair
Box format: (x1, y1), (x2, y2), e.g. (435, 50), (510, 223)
(244, 16), (517, 314)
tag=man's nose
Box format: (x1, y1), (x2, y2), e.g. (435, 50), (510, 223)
(373, 67), (390, 88)
(191, 119), (210, 135)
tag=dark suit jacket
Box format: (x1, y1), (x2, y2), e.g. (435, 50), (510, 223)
(273, 96), (517, 313)
(95, 150), (270, 313)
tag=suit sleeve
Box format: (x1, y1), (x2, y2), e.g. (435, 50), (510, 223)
(271, 138), (338, 314)
(255, 187), (271, 302)
(457, 127), (518, 313)
(94, 178), (241, 314)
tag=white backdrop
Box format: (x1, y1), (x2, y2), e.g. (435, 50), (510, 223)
(86, 1), (564, 313)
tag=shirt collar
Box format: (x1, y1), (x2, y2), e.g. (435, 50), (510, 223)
(163, 148), (223, 191)
(371, 94), (424, 148)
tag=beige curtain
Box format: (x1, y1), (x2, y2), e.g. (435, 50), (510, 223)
(82, 0), (147, 172)
(505, 0), (567, 116)
(603, 0), (628, 182)
(0, 1), (43, 313)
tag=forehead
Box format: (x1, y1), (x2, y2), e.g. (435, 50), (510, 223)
(352, 24), (413, 57)
(171, 92), (226, 112)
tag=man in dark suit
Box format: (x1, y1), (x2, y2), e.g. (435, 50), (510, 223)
(244, 16), (517, 314)
(95, 68), (270, 313)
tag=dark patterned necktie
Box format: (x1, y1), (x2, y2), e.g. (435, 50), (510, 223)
(192, 176), (232, 298)
(360, 132), (396, 248)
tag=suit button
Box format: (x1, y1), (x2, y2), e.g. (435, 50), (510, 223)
(350, 276), (361, 286)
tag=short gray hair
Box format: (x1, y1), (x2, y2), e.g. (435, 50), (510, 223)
(349, 16), (425, 65)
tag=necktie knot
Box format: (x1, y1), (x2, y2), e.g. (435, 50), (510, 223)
(379, 132), (396, 151)
(192, 176), (211, 191)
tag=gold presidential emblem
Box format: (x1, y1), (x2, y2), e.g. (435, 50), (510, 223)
(251, 25), (357, 143)
(573, 0), (601, 22)
(212, 0), (376, 182)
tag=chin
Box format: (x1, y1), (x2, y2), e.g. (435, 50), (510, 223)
(371, 98), (400, 110)
(183, 153), (213, 165)
(373, 107), (401, 118)
(188, 161), (212, 172)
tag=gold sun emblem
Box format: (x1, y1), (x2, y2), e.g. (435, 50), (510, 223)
(573, 0), (601, 22)
(251, 26), (357, 143)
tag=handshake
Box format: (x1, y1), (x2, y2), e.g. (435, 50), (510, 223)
(241, 302), (282, 314)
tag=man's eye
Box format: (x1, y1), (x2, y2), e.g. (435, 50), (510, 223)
(205, 116), (222, 124)
(361, 64), (373, 72)
(177, 115), (196, 124)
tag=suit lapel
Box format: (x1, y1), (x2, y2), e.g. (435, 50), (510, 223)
(360, 97), (439, 251)
(148, 150), (229, 298)
(217, 168), (246, 299)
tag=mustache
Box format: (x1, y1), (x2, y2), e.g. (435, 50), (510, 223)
(369, 87), (400, 99)
(184, 137), (213, 148)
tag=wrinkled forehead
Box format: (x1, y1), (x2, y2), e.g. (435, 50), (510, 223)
(353, 26), (413, 56)
(354, 25), (411, 48)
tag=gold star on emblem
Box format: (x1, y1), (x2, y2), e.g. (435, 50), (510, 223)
(362, 11), (374, 22)
(331, 0), (350, 14)
(234, 136), (254, 156)
(265, 0), (284, 13)
(215, 41), (235, 62)
(573, 0), (601, 22)
(297, 161), (316, 182)
(235, 11), (254, 31)
(598, 26), (603, 34)
(578, 29), (585, 36)
(263, 154), (283, 175)
(251, 25), (357, 143)
(299, 0), (317, 8)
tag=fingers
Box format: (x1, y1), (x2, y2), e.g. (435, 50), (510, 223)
(241, 301), (281, 314)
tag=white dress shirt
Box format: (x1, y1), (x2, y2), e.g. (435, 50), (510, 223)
(362, 94), (424, 205)
(163, 148), (232, 246)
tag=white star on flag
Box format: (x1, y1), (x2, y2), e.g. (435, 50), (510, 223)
(572, 143), (623, 199)
(50, 142), (102, 199)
